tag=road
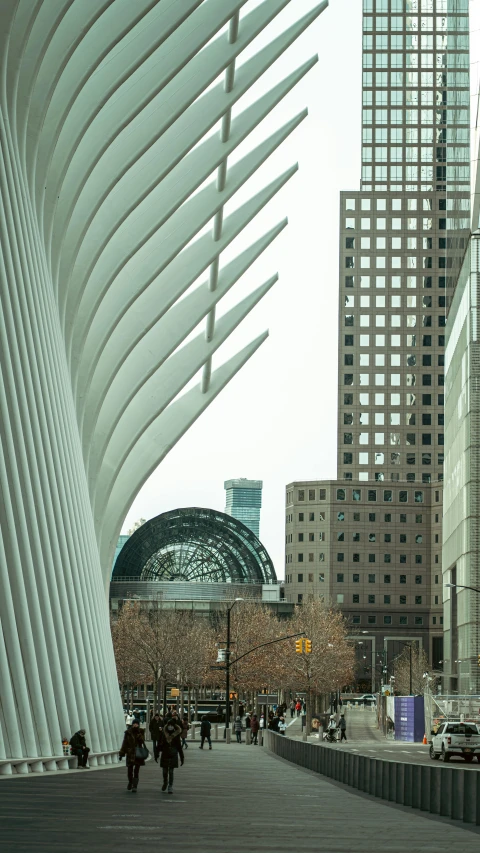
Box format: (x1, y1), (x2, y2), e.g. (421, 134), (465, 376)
(298, 706), (480, 770)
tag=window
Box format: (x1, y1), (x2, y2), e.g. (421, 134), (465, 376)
(298, 554), (304, 563)
(353, 554), (360, 562)
(368, 615), (377, 625)
(337, 489), (346, 500)
(298, 490), (305, 501)
(369, 554), (376, 563)
(400, 554), (406, 564)
(336, 573), (344, 583)
(353, 594), (360, 604)
(369, 513), (376, 522)
(368, 574), (375, 583)
(400, 595), (406, 605)
(415, 616), (423, 625)
(337, 532), (344, 542)
(297, 574), (303, 583)
(337, 553), (344, 562)
(298, 533), (304, 542)
(308, 553), (314, 563)
(308, 489), (315, 501)
(368, 595), (376, 605)
(309, 512), (314, 522)
(384, 615), (392, 624)
(353, 574), (360, 583)
(319, 489), (326, 500)
(415, 575), (423, 584)
(298, 512), (304, 522)
(297, 594), (303, 603)
(400, 575), (406, 584)
(319, 573), (324, 582)
(415, 596), (422, 605)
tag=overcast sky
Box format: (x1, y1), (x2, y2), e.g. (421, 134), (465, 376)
(122, 0), (362, 577)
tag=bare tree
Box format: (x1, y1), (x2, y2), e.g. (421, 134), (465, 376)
(286, 600), (355, 731)
(394, 645), (438, 695)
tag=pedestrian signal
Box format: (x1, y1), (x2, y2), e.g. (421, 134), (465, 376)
(295, 639), (303, 654)
(305, 639), (312, 654)
(229, 691), (238, 700)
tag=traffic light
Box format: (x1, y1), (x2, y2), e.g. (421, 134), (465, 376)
(305, 639), (312, 654)
(295, 639), (303, 654)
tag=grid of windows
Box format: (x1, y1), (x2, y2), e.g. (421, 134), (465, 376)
(338, 0), (469, 483)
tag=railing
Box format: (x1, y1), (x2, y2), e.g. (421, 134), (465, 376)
(264, 731), (480, 826)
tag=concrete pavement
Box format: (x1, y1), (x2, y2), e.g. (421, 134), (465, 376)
(1, 740), (479, 852)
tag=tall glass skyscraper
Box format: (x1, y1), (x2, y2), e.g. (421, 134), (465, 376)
(224, 478), (263, 538)
(285, 0), (470, 677)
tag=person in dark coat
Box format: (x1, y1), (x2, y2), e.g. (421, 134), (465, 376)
(269, 716), (279, 733)
(69, 729), (90, 768)
(158, 720), (184, 794)
(250, 714), (259, 745)
(119, 719), (147, 792)
(199, 716), (212, 749)
(180, 715), (190, 749)
(149, 713), (163, 762)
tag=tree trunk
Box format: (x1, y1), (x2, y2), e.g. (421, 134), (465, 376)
(187, 686), (191, 722)
(306, 685), (312, 736)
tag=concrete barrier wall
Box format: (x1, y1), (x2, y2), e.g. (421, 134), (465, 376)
(264, 731), (480, 826)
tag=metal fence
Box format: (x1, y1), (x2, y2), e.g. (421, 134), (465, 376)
(264, 730), (480, 826)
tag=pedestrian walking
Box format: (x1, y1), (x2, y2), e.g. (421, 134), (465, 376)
(278, 717), (287, 735)
(125, 711), (133, 726)
(269, 715), (279, 733)
(149, 712), (162, 762)
(259, 714), (265, 730)
(250, 714), (259, 745)
(295, 700), (302, 717)
(289, 701), (295, 719)
(338, 712), (347, 742)
(69, 728), (90, 768)
(199, 715), (212, 749)
(234, 715), (243, 743)
(181, 715), (190, 749)
(119, 719), (148, 793)
(158, 720), (184, 794)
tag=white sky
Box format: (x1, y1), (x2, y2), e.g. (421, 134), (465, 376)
(121, 0), (362, 577)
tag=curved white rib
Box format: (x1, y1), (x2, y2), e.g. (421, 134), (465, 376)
(0, 0), (326, 771)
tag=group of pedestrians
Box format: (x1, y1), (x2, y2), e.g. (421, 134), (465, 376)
(324, 712), (347, 742)
(290, 698), (306, 718)
(118, 707), (186, 794)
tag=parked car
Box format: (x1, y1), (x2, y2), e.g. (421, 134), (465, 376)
(359, 693), (377, 705)
(429, 720), (480, 762)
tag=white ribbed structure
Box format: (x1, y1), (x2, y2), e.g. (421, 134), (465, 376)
(0, 0), (325, 773)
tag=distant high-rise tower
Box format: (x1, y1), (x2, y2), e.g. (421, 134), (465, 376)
(224, 479), (263, 537)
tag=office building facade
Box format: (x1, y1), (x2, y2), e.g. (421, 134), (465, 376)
(285, 0), (470, 672)
(442, 0), (480, 694)
(224, 478), (263, 538)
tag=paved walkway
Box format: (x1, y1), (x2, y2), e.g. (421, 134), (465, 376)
(0, 741), (479, 852)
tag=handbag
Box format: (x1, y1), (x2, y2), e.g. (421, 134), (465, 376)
(135, 745), (149, 761)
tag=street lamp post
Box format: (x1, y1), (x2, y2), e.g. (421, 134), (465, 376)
(445, 582), (480, 594)
(225, 598), (243, 735)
